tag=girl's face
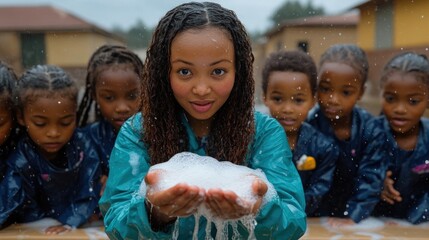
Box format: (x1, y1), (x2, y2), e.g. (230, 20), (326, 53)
(18, 96), (76, 160)
(317, 62), (364, 121)
(170, 26), (235, 133)
(264, 71), (315, 134)
(0, 100), (13, 146)
(95, 66), (141, 132)
(382, 72), (429, 135)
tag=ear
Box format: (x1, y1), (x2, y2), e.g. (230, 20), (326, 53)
(17, 110), (25, 126)
(262, 93), (268, 106)
(357, 84), (366, 101)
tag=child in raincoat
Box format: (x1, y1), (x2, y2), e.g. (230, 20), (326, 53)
(0, 65), (102, 234)
(99, 2), (306, 239)
(77, 45), (143, 194)
(262, 50), (338, 215)
(372, 52), (429, 224)
(307, 44), (387, 227)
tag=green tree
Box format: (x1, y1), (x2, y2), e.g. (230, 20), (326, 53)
(270, 0), (325, 26)
(112, 19), (153, 49)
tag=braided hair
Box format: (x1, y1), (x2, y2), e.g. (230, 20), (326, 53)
(77, 45), (144, 127)
(143, 2), (255, 165)
(319, 44), (369, 86)
(380, 52), (429, 87)
(0, 61), (18, 110)
(15, 65), (77, 111)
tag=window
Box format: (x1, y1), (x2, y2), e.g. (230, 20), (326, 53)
(21, 33), (46, 68)
(297, 41), (308, 52)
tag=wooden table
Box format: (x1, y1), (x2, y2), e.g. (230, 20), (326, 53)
(0, 218), (107, 240)
(0, 217), (428, 239)
(302, 217), (429, 240)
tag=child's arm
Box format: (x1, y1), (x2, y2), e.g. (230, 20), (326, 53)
(345, 119), (389, 223)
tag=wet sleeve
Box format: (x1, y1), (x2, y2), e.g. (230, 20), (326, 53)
(0, 158), (25, 227)
(305, 137), (338, 215)
(346, 120), (388, 223)
(249, 117), (307, 239)
(99, 117), (173, 240)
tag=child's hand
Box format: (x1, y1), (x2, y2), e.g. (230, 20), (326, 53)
(327, 217), (355, 227)
(205, 178), (267, 220)
(45, 224), (72, 235)
(99, 175), (108, 196)
(145, 171), (205, 224)
(381, 170), (402, 204)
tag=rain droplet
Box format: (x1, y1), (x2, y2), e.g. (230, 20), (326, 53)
(335, 115), (340, 119)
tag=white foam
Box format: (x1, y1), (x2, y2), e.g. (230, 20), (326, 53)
(140, 152), (277, 239)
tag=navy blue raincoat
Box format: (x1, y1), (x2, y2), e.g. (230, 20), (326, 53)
(0, 130), (102, 227)
(372, 116), (429, 224)
(307, 105), (388, 222)
(0, 128), (21, 181)
(82, 119), (116, 175)
(293, 122), (339, 215)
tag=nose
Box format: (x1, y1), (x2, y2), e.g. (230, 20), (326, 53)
(192, 79), (211, 96)
(393, 102), (407, 115)
(115, 100), (131, 114)
(327, 93), (339, 105)
(46, 127), (60, 138)
(281, 102), (294, 113)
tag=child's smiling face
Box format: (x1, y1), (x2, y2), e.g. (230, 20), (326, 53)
(382, 71), (429, 135)
(264, 71), (315, 134)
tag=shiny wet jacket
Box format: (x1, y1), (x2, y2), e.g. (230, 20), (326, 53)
(100, 112), (307, 239)
(0, 130), (102, 227)
(307, 105), (388, 222)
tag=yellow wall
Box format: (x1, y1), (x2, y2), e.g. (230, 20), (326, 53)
(357, 2), (376, 50)
(394, 0), (429, 47)
(0, 32), (23, 72)
(45, 32), (123, 67)
(264, 26), (356, 66)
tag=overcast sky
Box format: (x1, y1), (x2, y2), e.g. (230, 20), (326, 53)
(0, 0), (366, 32)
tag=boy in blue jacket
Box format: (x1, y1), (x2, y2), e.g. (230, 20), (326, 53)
(262, 50), (338, 215)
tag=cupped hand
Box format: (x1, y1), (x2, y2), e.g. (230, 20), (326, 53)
(381, 170), (402, 205)
(45, 225), (71, 235)
(145, 170), (205, 224)
(205, 178), (268, 220)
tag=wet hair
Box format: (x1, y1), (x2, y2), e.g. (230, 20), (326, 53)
(15, 65), (77, 111)
(262, 50), (317, 96)
(319, 44), (369, 86)
(0, 61), (18, 109)
(143, 2), (255, 165)
(380, 52), (429, 87)
(77, 44), (144, 127)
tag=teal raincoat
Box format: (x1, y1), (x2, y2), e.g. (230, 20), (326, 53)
(100, 112), (306, 239)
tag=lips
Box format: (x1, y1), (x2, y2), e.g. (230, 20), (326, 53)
(191, 101), (213, 113)
(278, 118), (296, 126)
(390, 118), (408, 127)
(43, 142), (63, 152)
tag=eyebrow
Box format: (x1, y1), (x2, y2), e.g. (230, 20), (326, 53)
(32, 114), (75, 119)
(171, 59), (233, 66)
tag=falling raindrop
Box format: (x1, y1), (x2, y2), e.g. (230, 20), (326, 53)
(335, 115), (339, 119)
